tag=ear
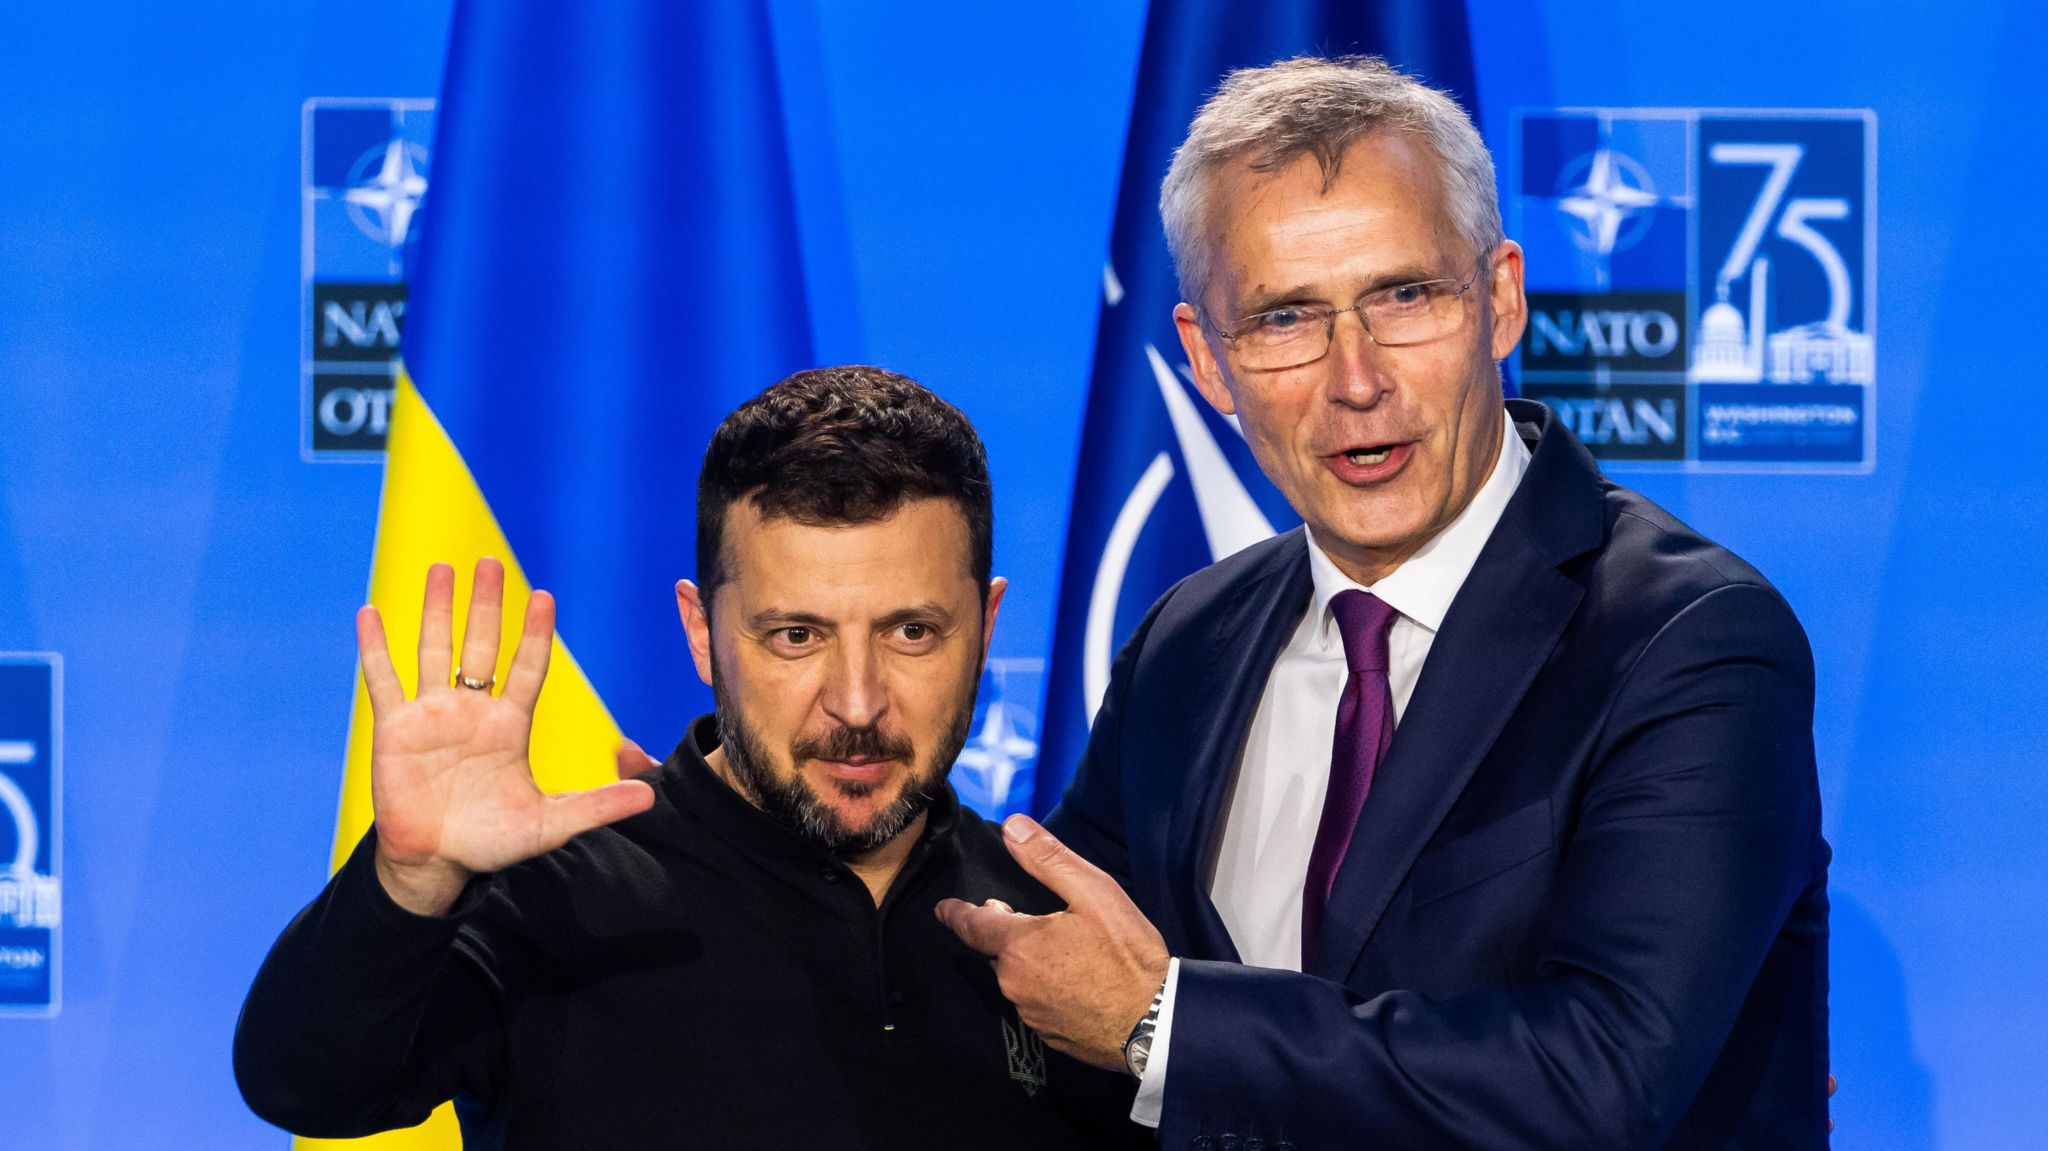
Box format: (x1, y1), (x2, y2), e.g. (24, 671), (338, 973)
(979, 576), (1008, 661)
(675, 580), (715, 686)
(1485, 240), (1528, 362)
(1174, 301), (1238, 417)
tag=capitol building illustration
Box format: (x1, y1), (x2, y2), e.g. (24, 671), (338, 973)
(1691, 255), (1874, 386)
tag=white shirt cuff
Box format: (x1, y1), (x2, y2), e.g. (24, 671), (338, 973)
(1128, 956), (1180, 1128)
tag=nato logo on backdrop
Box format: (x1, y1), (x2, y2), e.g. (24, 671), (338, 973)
(0, 655), (60, 1015)
(301, 98), (436, 460)
(1513, 109), (1876, 469)
(951, 659), (1043, 820)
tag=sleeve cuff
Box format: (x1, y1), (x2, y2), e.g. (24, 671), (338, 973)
(1128, 956), (1180, 1128)
(336, 827), (493, 936)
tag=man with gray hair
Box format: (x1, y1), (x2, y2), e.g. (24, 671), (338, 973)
(940, 56), (1829, 1148)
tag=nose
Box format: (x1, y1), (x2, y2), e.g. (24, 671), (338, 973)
(1324, 307), (1390, 409)
(819, 638), (887, 730)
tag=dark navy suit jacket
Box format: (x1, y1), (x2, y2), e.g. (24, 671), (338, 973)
(1048, 400), (1830, 1150)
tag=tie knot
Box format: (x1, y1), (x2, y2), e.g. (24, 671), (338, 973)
(1329, 589), (1398, 673)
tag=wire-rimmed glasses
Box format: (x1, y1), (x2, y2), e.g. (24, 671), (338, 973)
(1205, 259), (1489, 370)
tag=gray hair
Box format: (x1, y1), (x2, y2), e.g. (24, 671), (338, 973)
(1159, 55), (1504, 311)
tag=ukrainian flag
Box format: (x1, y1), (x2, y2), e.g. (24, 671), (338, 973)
(306, 2), (813, 1146)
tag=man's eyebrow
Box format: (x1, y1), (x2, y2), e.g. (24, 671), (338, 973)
(1235, 283), (1323, 316)
(743, 608), (834, 631)
(875, 602), (958, 630)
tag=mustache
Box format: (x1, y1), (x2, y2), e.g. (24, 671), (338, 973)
(792, 723), (915, 764)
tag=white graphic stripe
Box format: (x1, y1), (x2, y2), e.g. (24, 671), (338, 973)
(1145, 344), (1275, 563)
(0, 773), (38, 875)
(1085, 452), (1175, 726)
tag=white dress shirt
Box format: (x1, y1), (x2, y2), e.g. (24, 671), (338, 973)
(1132, 415), (1531, 1125)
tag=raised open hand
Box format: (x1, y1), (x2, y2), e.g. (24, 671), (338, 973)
(358, 558), (655, 915)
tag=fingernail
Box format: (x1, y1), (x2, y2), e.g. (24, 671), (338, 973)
(1003, 814), (1035, 843)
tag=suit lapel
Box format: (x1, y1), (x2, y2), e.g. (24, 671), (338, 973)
(1310, 403), (1606, 981)
(1162, 531), (1313, 963)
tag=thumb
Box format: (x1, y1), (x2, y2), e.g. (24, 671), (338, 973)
(540, 779), (657, 849)
(999, 814), (1117, 910)
(615, 738), (661, 780)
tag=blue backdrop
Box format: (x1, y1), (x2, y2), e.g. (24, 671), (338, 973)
(0, 1), (2041, 1146)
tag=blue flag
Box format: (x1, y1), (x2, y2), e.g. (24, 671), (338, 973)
(1033, 2), (1479, 815)
(403, 0), (814, 748)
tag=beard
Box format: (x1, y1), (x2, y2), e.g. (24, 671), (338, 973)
(712, 672), (976, 856)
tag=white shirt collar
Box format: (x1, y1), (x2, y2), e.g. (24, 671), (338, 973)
(1303, 412), (1532, 642)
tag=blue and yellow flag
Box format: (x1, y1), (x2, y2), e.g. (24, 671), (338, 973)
(1034, 2), (1480, 814)
(313, 2), (812, 1146)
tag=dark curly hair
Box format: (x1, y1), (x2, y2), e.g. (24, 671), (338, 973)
(696, 366), (993, 613)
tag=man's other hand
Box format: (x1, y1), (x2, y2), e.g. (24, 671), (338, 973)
(615, 738), (661, 780)
(936, 815), (1170, 1070)
(359, 558), (655, 917)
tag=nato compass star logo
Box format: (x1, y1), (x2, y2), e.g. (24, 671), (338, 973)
(343, 138), (428, 248)
(956, 698), (1039, 811)
(1555, 148), (1663, 259)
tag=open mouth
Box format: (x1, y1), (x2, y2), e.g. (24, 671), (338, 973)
(1323, 441), (1413, 483)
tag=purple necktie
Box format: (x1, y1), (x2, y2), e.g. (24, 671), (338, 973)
(1302, 588), (1399, 966)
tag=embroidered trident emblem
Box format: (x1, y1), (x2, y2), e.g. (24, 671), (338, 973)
(1002, 1014), (1048, 1097)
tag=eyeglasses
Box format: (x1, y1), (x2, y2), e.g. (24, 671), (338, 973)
(1205, 260), (1489, 370)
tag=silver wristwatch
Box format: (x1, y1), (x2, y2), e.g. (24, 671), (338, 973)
(1121, 975), (1169, 1079)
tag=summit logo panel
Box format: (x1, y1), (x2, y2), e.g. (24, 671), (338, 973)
(300, 98), (435, 460)
(1512, 109), (1875, 470)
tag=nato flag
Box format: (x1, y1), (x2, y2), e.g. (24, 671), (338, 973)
(1033, 2), (1480, 815)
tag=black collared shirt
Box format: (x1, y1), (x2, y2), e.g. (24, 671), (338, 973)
(235, 716), (1144, 1149)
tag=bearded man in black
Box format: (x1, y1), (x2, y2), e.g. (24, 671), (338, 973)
(235, 368), (1144, 1150)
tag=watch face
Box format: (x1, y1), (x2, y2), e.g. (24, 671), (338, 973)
(1123, 978), (1168, 1079)
(1124, 1032), (1153, 1078)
